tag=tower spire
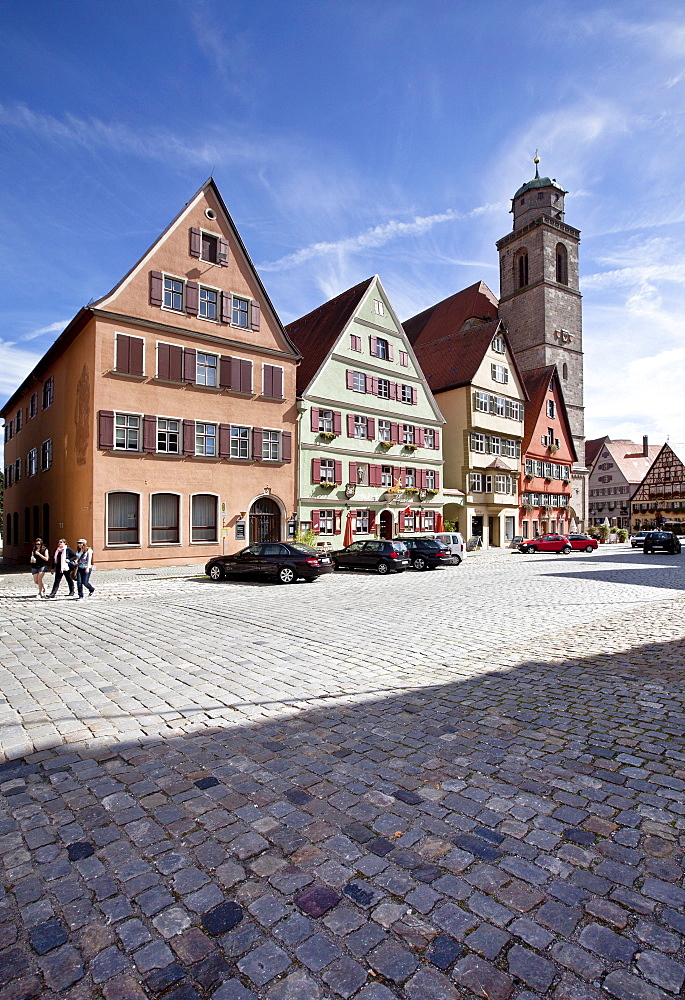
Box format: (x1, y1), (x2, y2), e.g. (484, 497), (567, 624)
(534, 150), (540, 179)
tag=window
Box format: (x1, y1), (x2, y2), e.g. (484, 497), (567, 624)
(495, 474), (509, 493)
(546, 399), (556, 418)
(319, 410), (334, 433)
(262, 430), (279, 461)
(491, 363), (508, 383)
(517, 250), (529, 288)
(42, 376), (54, 409)
(196, 353), (218, 387)
(562, 363), (568, 380)
(535, 460), (544, 476)
(5, 420), (12, 441)
(494, 396), (506, 417)
(350, 334), (362, 352)
(107, 492), (139, 545)
(230, 426), (250, 459)
(320, 459), (335, 483)
(405, 467), (416, 488)
(262, 364), (283, 398)
(319, 510), (335, 535)
(374, 299), (384, 316)
(474, 391), (489, 412)
(15, 409), (22, 432)
(115, 413), (141, 451)
(492, 334), (505, 354)
(356, 509), (370, 532)
(29, 393), (37, 418)
(374, 337), (389, 360)
(14, 458), (21, 482)
(471, 432), (486, 453)
(556, 243), (568, 285)
(163, 276), (184, 311)
(191, 494), (218, 542)
(199, 286), (218, 320)
(399, 351), (409, 367)
(232, 296), (249, 328)
(40, 439), (52, 472)
(378, 420), (391, 442)
(470, 473), (482, 492)
(201, 232), (218, 264)
(157, 418), (180, 454)
(196, 423), (217, 456)
(504, 438), (518, 458)
(377, 378), (390, 399)
(424, 428), (435, 449)
(352, 371), (367, 393)
(381, 465), (393, 487)
(356, 464), (369, 486)
(403, 424), (415, 445)
(151, 494), (180, 543)
(400, 384), (413, 404)
(354, 416), (367, 439)
(544, 462), (552, 477)
(27, 449), (37, 476)
(525, 458), (533, 475)
(403, 512), (416, 532)
(490, 436), (501, 456)
(426, 470), (436, 490)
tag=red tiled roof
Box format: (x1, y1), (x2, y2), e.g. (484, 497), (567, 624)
(285, 277), (373, 394)
(585, 436), (608, 469)
(403, 281), (499, 347)
(412, 320), (501, 393)
(596, 439), (661, 484)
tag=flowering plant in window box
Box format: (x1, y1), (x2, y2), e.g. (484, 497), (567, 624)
(379, 441), (393, 450)
(318, 431), (337, 441)
(404, 443), (419, 452)
(319, 480), (335, 488)
(404, 486), (419, 494)
(562, 478), (570, 485)
(525, 473), (534, 481)
(521, 502), (533, 513)
(544, 477), (552, 484)
(426, 488), (439, 495)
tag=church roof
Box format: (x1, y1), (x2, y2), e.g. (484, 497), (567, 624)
(513, 174), (566, 200)
(285, 277), (373, 395)
(403, 281), (499, 347)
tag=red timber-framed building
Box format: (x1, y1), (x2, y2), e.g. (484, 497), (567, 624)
(518, 365), (577, 539)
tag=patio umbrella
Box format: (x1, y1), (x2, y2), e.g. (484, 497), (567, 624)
(435, 512), (444, 532)
(343, 511), (354, 547)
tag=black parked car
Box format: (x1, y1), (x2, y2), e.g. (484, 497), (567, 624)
(330, 540), (409, 574)
(395, 536), (458, 570)
(643, 531), (681, 555)
(205, 543), (334, 584)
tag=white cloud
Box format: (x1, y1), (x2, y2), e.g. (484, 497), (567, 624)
(0, 342), (42, 400)
(21, 320), (69, 343)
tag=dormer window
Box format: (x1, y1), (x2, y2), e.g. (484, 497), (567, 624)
(201, 232), (218, 264)
(492, 334), (505, 354)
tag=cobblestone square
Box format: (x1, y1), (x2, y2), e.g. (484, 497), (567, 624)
(0, 547), (683, 998)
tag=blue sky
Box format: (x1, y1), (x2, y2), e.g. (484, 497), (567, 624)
(2, 0), (685, 449)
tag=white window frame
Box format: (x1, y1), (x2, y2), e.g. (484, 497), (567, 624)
(106, 490), (141, 548)
(375, 337), (389, 360)
(471, 432), (485, 453)
(262, 429), (280, 461)
(402, 424), (415, 445)
(378, 419), (391, 442)
(162, 273), (185, 313)
(114, 412), (142, 452)
(196, 352), (219, 387)
(230, 425), (250, 459)
(377, 378), (390, 399)
(381, 465), (393, 487)
(195, 422), (218, 457)
(490, 436), (501, 456)
(474, 391), (489, 412)
(190, 492), (219, 544)
(492, 334), (505, 354)
(319, 410), (334, 433)
(373, 299), (384, 316)
(356, 509), (370, 532)
(405, 467), (416, 488)
(426, 469), (436, 490)
(424, 428), (435, 449)
(149, 491), (182, 546)
(546, 399), (556, 418)
(319, 509), (335, 535)
(353, 416), (368, 440)
(232, 295), (250, 328)
(27, 448), (37, 477)
(352, 371), (367, 393)
(40, 439), (52, 472)
(198, 284), (220, 322)
(400, 384), (413, 404)
(320, 459), (335, 483)
(157, 417), (181, 455)
(199, 229), (221, 265)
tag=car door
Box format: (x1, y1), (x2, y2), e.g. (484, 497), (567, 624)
(232, 544), (265, 576)
(361, 540), (383, 568)
(339, 541), (365, 568)
(260, 543), (289, 577)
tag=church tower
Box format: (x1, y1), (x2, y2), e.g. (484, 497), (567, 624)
(496, 159), (587, 521)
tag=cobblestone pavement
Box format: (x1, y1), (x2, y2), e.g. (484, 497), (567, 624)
(0, 547), (683, 999)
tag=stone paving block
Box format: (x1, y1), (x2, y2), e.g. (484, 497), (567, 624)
(454, 953), (513, 1000)
(237, 941), (291, 986)
(636, 951), (685, 995)
(579, 922), (637, 964)
(368, 939), (418, 983)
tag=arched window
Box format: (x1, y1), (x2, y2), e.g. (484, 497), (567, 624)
(556, 243), (568, 284)
(24, 507), (30, 544)
(517, 250), (529, 288)
(107, 492), (140, 545)
(151, 493), (180, 544)
(191, 494), (218, 543)
(6, 513), (11, 545)
(562, 362), (568, 380)
(33, 505), (40, 540)
(13, 512), (18, 547)
(42, 503), (50, 546)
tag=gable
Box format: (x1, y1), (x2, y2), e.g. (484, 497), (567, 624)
(95, 179), (297, 359)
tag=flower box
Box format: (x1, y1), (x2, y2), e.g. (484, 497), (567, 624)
(318, 431), (337, 441)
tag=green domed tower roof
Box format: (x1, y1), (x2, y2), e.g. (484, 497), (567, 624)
(511, 156), (568, 229)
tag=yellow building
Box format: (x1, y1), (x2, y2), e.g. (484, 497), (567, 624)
(405, 283), (527, 548)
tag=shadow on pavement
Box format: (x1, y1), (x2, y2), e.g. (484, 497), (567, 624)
(0, 632), (684, 999)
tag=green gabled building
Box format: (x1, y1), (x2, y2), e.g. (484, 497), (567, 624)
(286, 276), (456, 543)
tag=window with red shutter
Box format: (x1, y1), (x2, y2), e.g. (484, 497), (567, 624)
(312, 511), (320, 533)
(334, 461), (343, 484)
(312, 458), (321, 483)
(189, 228), (201, 258)
(183, 349), (197, 384)
(310, 407), (320, 433)
(333, 411), (342, 435)
(347, 414), (355, 437)
(143, 415), (156, 453)
(348, 462), (357, 484)
(150, 271), (163, 306)
(367, 417), (375, 440)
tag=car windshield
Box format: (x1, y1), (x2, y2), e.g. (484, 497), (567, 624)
(419, 540), (443, 550)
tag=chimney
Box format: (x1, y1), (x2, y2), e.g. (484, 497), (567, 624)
(643, 435), (648, 457)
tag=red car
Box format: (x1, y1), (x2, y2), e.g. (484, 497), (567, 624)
(567, 533), (598, 552)
(518, 533), (572, 554)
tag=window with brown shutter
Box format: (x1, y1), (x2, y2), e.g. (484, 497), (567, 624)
(186, 281), (199, 316)
(252, 427), (263, 460)
(251, 301), (261, 330)
(98, 411), (114, 450)
(183, 349), (197, 384)
(143, 415), (157, 453)
(190, 228), (201, 258)
(115, 334), (144, 376)
(183, 420), (195, 455)
(240, 359), (252, 393)
(262, 364), (282, 398)
(201, 232), (218, 263)
(150, 271), (163, 306)
(281, 431), (292, 463)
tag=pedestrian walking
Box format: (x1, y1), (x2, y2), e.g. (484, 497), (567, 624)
(75, 539), (95, 600)
(29, 537), (50, 598)
(47, 539), (77, 598)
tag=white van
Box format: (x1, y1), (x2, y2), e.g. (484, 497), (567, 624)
(424, 532), (466, 563)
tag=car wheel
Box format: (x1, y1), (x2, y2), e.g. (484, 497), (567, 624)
(453, 555), (462, 566)
(376, 561), (389, 575)
(413, 556), (427, 571)
(277, 566), (296, 584)
(208, 564), (225, 581)
(585, 545), (594, 552)
(528, 545), (538, 553)
(332, 559), (341, 571)
(562, 545), (572, 554)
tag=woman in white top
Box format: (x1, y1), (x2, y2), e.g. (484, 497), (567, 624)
(75, 539), (95, 600)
